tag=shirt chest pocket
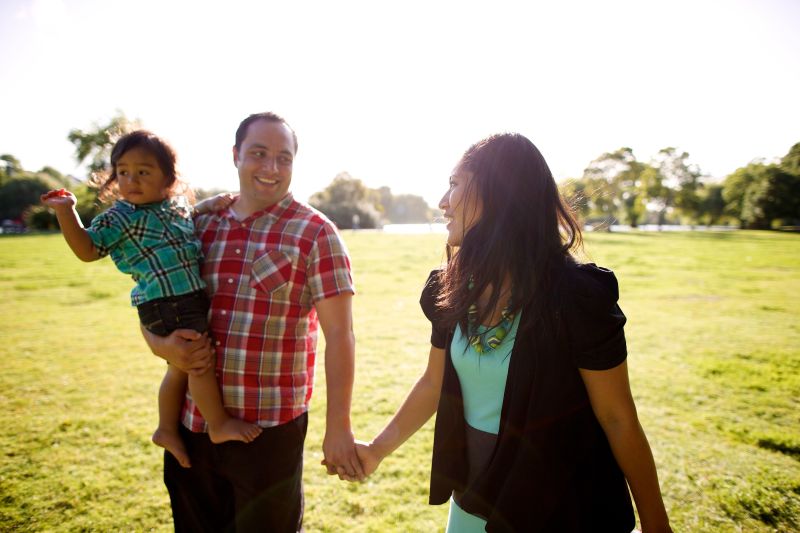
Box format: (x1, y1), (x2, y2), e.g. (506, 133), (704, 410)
(250, 249), (296, 294)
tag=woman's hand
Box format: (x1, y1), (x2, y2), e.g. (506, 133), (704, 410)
(354, 440), (384, 478)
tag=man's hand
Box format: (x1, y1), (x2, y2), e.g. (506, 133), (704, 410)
(195, 192), (235, 215)
(140, 325), (215, 375)
(321, 425), (364, 482)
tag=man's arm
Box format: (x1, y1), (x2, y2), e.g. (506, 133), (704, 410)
(314, 292), (364, 480)
(139, 324), (215, 376)
(194, 192), (234, 215)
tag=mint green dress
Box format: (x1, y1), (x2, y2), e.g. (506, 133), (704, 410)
(445, 312), (522, 533)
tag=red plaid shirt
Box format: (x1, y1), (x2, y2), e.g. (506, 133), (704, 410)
(181, 193), (354, 431)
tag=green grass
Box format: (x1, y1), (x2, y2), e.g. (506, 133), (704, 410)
(1, 230), (798, 532)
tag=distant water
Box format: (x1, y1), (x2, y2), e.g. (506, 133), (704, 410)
(365, 223), (737, 234)
(600, 224), (736, 232)
(379, 223), (737, 233)
(381, 223), (447, 234)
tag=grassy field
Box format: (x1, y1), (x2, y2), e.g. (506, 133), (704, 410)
(1, 230), (798, 532)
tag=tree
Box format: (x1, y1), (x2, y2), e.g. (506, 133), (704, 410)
(0, 175), (59, 220)
(639, 164), (672, 227)
(309, 173), (382, 229)
(653, 147), (704, 223)
(558, 178), (590, 220)
(309, 174), (436, 228)
(582, 148), (647, 227)
(67, 111), (141, 176)
(723, 160), (800, 229)
(697, 183), (726, 227)
(38, 166), (67, 184)
(780, 142), (800, 176)
(0, 154), (22, 186)
(723, 162), (762, 227)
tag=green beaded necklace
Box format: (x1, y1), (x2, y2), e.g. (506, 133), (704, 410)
(466, 282), (515, 355)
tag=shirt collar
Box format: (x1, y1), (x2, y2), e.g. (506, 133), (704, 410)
(223, 192), (294, 224)
(115, 198), (170, 212)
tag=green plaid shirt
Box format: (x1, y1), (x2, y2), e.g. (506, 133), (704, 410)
(86, 196), (206, 306)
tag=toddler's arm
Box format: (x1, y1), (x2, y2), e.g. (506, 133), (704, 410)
(195, 192), (235, 215)
(41, 189), (99, 262)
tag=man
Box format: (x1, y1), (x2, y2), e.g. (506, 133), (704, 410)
(143, 112), (363, 532)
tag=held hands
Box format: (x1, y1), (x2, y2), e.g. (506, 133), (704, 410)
(322, 439), (384, 483)
(321, 426), (366, 482)
(354, 440), (383, 478)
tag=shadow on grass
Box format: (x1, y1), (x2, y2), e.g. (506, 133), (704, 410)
(758, 438), (800, 461)
(720, 483), (800, 529)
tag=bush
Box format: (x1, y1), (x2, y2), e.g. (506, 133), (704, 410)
(23, 205), (59, 230)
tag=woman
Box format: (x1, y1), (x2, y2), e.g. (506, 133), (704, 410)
(353, 133), (672, 532)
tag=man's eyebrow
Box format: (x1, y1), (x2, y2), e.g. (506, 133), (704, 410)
(247, 144), (293, 156)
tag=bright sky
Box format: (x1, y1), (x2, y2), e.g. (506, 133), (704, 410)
(1, 0), (798, 207)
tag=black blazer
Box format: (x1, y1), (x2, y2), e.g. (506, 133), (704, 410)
(421, 260), (635, 532)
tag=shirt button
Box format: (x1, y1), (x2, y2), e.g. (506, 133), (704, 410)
(215, 340), (221, 346)
(235, 249), (241, 254)
(221, 310), (227, 316)
(227, 278), (234, 284)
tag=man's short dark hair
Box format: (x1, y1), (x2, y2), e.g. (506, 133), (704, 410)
(234, 112), (298, 154)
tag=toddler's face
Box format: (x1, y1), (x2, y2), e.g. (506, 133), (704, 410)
(116, 147), (169, 204)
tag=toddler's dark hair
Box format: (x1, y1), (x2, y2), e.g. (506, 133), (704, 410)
(93, 130), (191, 203)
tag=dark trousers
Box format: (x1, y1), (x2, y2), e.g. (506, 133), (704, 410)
(164, 413), (307, 533)
(138, 290), (210, 336)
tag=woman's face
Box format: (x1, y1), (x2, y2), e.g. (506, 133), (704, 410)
(439, 164), (482, 247)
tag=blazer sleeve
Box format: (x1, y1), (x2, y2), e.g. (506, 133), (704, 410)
(564, 263), (628, 370)
(419, 269), (449, 349)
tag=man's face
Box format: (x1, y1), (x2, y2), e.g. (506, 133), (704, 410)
(233, 119), (295, 213)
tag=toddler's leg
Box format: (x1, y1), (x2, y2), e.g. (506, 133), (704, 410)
(152, 366), (191, 468)
(189, 368), (262, 444)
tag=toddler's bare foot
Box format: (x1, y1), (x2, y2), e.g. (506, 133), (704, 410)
(152, 427), (191, 468)
(208, 418), (263, 444)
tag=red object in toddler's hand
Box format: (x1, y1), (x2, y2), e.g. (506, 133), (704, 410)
(43, 188), (71, 199)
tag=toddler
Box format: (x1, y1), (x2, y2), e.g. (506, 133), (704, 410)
(41, 130), (262, 468)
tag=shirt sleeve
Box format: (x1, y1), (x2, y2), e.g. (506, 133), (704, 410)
(306, 221), (355, 302)
(565, 264), (628, 370)
(85, 208), (123, 258)
(420, 269), (449, 349)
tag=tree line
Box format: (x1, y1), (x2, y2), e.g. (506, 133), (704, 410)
(0, 113), (436, 231)
(1, 112), (798, 232)
(560, 144), (800, 230)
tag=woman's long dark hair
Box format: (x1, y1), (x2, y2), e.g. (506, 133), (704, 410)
(437, 133), (583, 334)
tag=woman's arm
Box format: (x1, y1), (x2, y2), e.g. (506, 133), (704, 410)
(355, 345), (446, 477)
(580, 361), (672, 533)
